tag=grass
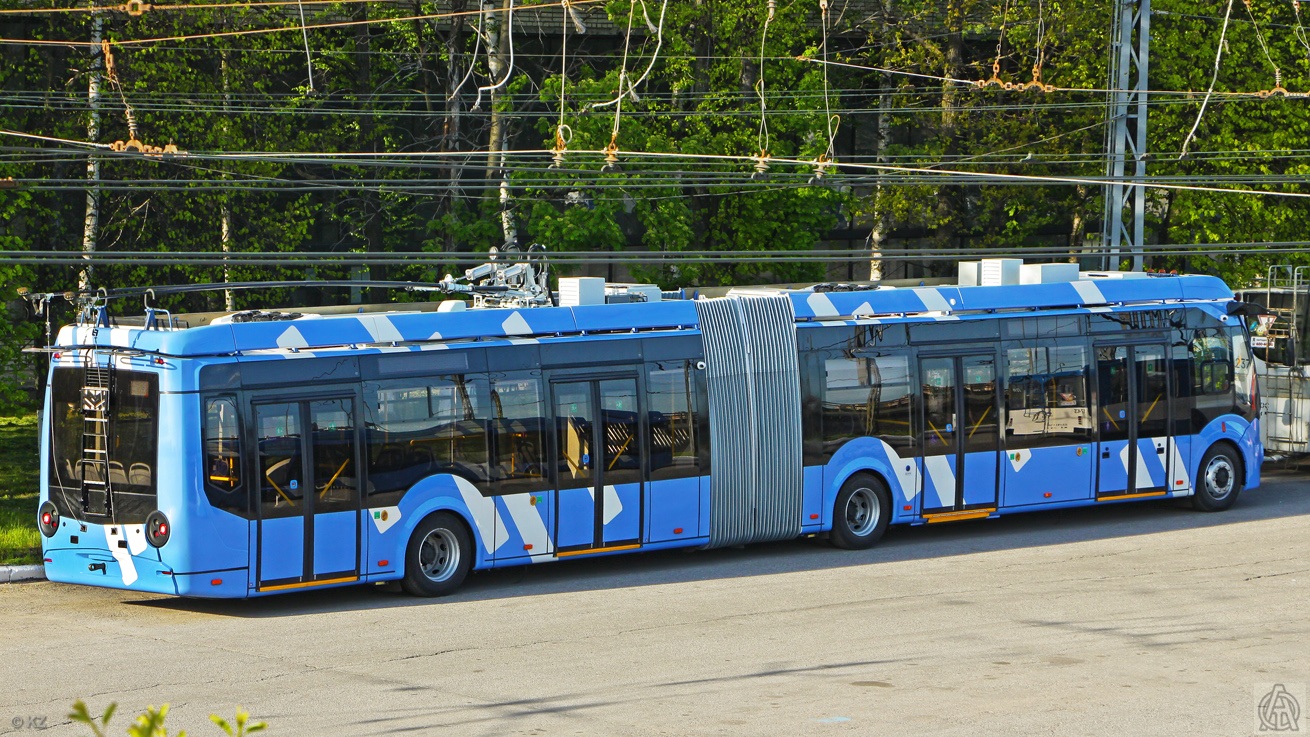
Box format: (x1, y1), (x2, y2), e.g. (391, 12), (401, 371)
(0, 412), (41, 566)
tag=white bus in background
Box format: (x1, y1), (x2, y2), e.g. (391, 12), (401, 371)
(1237, 265), (1310, 457)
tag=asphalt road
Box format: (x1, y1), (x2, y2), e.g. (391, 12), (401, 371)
(2, 475), (1308, 737)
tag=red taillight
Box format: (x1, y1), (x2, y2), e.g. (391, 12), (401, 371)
(41, 512), (52, 526)
(154, 357), (165, 365)
(211, 579), (222, 586)
(158, 523), (168, 536)
(44, 558), (53, 563)
(52, 352), (61, 360)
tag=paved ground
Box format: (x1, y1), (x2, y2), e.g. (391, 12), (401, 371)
(2, 476), (1308, 737)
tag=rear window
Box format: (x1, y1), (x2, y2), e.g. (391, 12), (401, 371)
(48, 365), (159, 520)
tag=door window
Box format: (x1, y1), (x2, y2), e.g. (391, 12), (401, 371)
(257, 403), (303, 519)
(1134, 345), (1169, 438)
(599, 379), (642, 487)
(1097, 346), (1131, 442)
(310, 399), (357, 513)
(920, 357), (957, 456)
(553, 382), (595, 490)
(961, 356), (998, 454)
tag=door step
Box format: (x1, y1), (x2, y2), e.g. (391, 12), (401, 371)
(556, 543), (641, 558)
(1096, 490), (1167, 502)
(923, 508), (996, 524)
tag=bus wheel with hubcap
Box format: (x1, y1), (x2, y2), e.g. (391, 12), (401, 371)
(402, 512), (473, 596)
(831, 473), (891, 550)
(1192, 444), (1242, 512)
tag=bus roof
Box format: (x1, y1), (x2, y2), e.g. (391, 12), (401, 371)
(53, 273), (1234, 358)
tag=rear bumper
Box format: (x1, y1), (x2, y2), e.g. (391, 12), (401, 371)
(43, 547), (251, 598)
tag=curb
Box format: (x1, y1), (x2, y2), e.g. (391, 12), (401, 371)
(0, 564), (46, 583)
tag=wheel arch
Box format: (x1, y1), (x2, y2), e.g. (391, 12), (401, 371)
(1199, 438), (1246, 492)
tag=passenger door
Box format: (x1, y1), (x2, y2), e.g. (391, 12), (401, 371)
(918, 353), (1001, 516)
(1095, 344), (1171, 499)
(552, 376), (644, 553)
(253, 397), (361, 590)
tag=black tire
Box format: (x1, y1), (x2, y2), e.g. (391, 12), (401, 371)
(831, 473), (892, 550)
(1192, 444), (1242, 512)
(401, 512), (473, 597)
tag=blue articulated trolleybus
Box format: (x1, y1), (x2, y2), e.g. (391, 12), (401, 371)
(35, 259), (1262, 598)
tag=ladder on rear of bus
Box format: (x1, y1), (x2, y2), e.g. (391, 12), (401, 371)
(78, 352), (113, 517)
(1264, 266), (1308, 365)
(1264, 266), (1310, 451)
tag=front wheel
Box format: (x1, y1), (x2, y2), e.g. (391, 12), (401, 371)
(401, 512), (473, 597)
(830, 473), (892, 550)
(1192, 444), (1242, 512)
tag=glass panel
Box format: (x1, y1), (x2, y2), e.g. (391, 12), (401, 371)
(647, 362), (699, 481)
(257, 403), (303, 519)
(204, 397), (247, 514)
(365, 376), (489, 502)
(1004, 345), (1092, 448)
(961, 356), (998, 454)
(310, 399), (357, 513)
(600, 378), (642, 487)
(1135, 345), (1169, 438)
(489, 373), (549, 494)
(107, 372), (158, 495)
(553, 382), (594, 490)
(1097, 346), (1131, 442)
(823, 353), (914, 453)
(920, 357), (957, 456)
(48, 367), (83, 494)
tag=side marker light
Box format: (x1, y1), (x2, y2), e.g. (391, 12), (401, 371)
(211, 579), (223, 586)
(378, 559), (389, 567)
(673, 527), (683, 534)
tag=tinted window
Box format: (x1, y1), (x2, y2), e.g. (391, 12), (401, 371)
(823, 352), (915, 454)
(204, 396), (247, 515)
(1004, 345), (1092, 448)
(488, 372), (549, 494)
(647, 361), (701, 480)
(365, 376), (490, 503)
(256, 402), (303, 520)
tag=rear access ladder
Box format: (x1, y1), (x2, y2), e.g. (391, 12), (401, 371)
(78, 355), (113, 517)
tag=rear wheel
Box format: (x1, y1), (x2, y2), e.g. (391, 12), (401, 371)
(831, 473), (891, 550)
(401, 512), (473, 597)
(1192, 444), (1242, 512)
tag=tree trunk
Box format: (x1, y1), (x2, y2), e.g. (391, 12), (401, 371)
(933, 0), (966, 271)
(484, 0), (516, 247)
(220, 49), (235, 311)
(867, 0), (894, 282)
(355, 4), (385, 289)
(79, 11), (103, 292)
(442, 0), (467, 253)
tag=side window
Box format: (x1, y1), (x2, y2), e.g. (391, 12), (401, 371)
(1229, 324), (1256, 419)
(822, 352), (914, 453)
(647, 361), (700, 481)
(1191, 328), (1233, 395)
(365, 376), (489, 503)
(489, 372), (549, 494)
(204, 396), (247, 515)
(1004, 345), (1092, 449)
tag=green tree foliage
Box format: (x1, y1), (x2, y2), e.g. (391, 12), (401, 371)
(4, 0), (1310, 318)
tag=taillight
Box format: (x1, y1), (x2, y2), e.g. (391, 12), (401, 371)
(37, 501), (59, 538)
(145, 510), (171, 548)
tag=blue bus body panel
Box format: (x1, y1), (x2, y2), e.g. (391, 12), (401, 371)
(1001, 445), (1094, 507)
(603, 483), (643, 545)
(646, 476), (703, 542)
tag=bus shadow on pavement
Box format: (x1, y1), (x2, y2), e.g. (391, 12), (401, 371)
(127, 475), (1310, 619)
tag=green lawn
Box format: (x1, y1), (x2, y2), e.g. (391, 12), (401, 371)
(0, 413), (41, 566)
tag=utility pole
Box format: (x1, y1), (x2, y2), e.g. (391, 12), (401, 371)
(1101, 0), (1150, 271)
(79, 6), (104, 292)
